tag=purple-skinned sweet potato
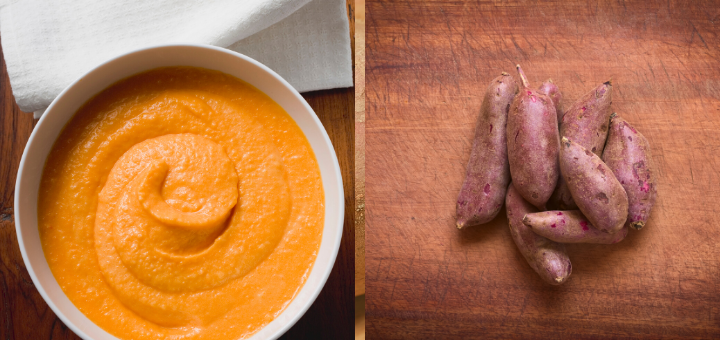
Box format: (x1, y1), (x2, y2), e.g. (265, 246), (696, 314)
(506, 65), (560, 209)
(549, 81), (613, 210)
(560, 81), (613, 154)
(539, 79), (563, 124)
(559, 137), (628, 234)
(523, 210), (628, 244)
(602, 114), (657, 230)
(506, 183), (571, 285)
(456, 72), (519, 229)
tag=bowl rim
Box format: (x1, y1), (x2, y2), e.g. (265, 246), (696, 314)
(14, 43), (344, 340)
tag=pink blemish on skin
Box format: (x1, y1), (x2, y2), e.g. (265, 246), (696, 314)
(621, 180), (625, 184)
(581, 106), (586, 112)
(597, 164), (606, 176)
(557, 212), (563, 216)
(580, 221), (589, 231)
(489, 124), (493, 133)
(639, 181), (650, 193)
(562, 219), (566, 224)
(484, 183), (491, 194)
(531, 96), (537, 103)
(628, 136), (633, 141)
(551, 224), (557, 228)
(527, 91), (532, 96)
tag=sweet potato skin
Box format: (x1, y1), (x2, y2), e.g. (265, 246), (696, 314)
(602, 115), (657, 230)
(507, 66), (560, 209)
(549, 81), (613, 210)
(456, 73), (519, 229)
(523, 210), (628, 244)
(506, 183), (572, 285)
(560, 81), (613, 155)
(559, 137), (628, 234)
(539, 79), (563, 124)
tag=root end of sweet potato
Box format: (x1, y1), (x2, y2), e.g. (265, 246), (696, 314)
(516, 64), (530, 88)
(630, 221), (645, 230)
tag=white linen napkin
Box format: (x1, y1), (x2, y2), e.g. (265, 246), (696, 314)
(0, 0), (353, 117)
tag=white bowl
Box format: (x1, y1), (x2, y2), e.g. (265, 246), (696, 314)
(14, 44), (344, 340)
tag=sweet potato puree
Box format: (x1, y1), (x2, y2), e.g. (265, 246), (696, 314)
(38, 67), (324, 339)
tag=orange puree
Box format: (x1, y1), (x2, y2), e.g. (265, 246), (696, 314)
(38, 67), (324, 339)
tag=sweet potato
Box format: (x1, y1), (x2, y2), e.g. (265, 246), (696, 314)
(602, 114), (657, 230)
(539, 79), (563, 124)
(456, 72), (519, 229)
(560, 81), (613, 154)
(523, 210), (628, 244)
(559, 137), (628, 234)
(506, 65), (560, 209)
(549, 81), (613, 210)
(506, 183), (572, 285)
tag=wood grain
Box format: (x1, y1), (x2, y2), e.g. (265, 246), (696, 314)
(0, 3), (355, 335)
(355, 0), (366, 297)
(366, 0), (720, 338)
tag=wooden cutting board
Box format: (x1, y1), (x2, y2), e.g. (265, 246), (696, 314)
(366, 0), (720, 338)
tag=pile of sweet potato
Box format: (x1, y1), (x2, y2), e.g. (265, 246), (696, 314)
(456, 65), (657, 285)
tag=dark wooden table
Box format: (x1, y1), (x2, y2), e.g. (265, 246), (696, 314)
(0, 3), (355, 338)
(366, 0), (720, 339)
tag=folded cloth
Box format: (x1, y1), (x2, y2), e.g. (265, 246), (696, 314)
(0, 0), (353, 117)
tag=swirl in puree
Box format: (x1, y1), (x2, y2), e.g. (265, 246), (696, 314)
(38, 67), (324, 339)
